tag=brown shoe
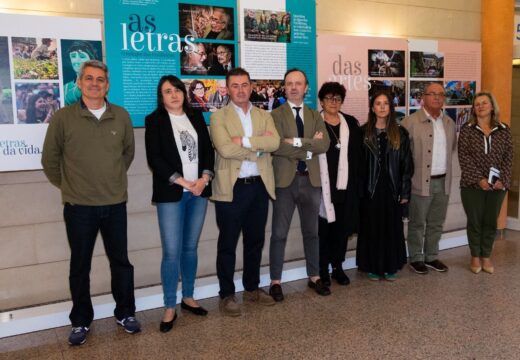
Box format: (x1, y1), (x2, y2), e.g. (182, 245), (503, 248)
(243, 289), (276, 306)
(219, 296), (241, 317)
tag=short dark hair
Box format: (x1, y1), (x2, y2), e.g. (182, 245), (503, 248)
(318, 82), (346, 102)
(156, 75), (191, 114)
(283, 68), (308, 85)
(225, 67), (251, 86)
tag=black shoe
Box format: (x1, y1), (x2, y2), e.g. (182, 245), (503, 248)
(409, 261), (428, 274)
(320, 271), (331, 287)
(331, 267), (350, 285)
(159, 312), (178, 333)
(269, 284), (284, 302)
(181, 300), (208, 316)
(308, 279), (331, 296)
(425, 259), (448, 272)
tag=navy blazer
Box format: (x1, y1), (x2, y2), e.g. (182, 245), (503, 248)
(145, 108), (214, 202)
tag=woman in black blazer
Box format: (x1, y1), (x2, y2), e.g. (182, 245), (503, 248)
(145, 75), (214, 332)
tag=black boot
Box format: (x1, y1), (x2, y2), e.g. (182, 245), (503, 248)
(331, 265), (350, 285)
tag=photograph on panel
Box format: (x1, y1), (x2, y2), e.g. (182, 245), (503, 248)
(445, 107), (471, 133)
(15, 82), (60, 124)
(444, 80), (476, 106)
(179, 4), (234, 41)
(410, 51), (444, 78)
(0, 36), (13, 124)
(11, 37), (58, 80)
(369, 80), (406, 107)
(409, 80), (443, 107)
(250, 79), (285, 110)
(243, 9), (291, 43)
(181, 42), (235, 76)
(368, 50), (405, 77)
(61, 39), (102, 106)
(182, 78), (221, 112)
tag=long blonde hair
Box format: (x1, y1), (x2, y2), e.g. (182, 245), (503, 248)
(469, 91), (501, 127)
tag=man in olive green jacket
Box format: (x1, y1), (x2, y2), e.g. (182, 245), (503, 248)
(269, 68), (331, 301)
(41, 60), (138, 346)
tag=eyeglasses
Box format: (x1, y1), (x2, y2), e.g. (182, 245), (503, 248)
(193, 50), (206, 57)
(424, 92), (445, 98)
(216, 51), (229, 56)
(210, 17), (226, 25)
(323, 95), (342, 103)
(194, 86), (205, 91)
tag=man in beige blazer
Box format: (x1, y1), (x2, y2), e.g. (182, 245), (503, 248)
(401, 82), (457, 275)
(268, 68), (331, 301)
(211, 68), (280, 316)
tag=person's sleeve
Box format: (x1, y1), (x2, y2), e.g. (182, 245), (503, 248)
(500, 128), (514, 189)
(41, 113), (64, 188)
(458, 126), (483, 186)
(210, 111), (258, 161)
(400, 129), (413, 200)
(123, 111), (135, 170)
(300, 111), (330, 154)
(248, 112), (280, 153)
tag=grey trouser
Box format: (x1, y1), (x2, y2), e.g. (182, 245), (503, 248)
(407, 177), (449, 262)
(270, 175), (321, 280)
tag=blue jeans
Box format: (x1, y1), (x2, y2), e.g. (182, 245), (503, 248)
(63, 202), (135, 327)
(157, 192), (208, 308)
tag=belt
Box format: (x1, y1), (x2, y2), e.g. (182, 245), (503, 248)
(296, 170), (309, 176)
(236, 176), (262, 184)
(431, 174), (446, 179)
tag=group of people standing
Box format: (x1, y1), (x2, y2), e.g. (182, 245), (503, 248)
(41, 60), (512, 346)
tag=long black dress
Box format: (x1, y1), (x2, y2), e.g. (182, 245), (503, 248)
(356, 130), (407, 276)
(318, 113), (362, 272)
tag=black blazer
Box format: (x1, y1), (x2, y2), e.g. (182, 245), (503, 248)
(145, 108), (214, 202)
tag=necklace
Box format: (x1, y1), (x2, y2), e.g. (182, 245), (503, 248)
(325, 121), (341, 150)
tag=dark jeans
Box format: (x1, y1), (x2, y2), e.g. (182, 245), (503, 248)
(215, 180), (269, 298)
(64, 202), (135, 327)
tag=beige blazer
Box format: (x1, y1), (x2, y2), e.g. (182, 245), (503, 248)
(210, 104), (280, 202)
(401, 108), (457, 196)
(271, 103), (330, 188)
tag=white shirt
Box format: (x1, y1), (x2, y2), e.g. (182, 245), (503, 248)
(88, 103), (106, 120)
(424, 108), (447, 175)
(169, 112), (199, 185)
(230, 101), (260, 178)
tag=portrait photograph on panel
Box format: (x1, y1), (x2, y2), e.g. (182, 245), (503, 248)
(11, 37), (58, 80)
(249, 79), (285, 110)
(410, 51), (444, 78)
(179, 4), (235, 41)
(369, 80), (406, 107)
(207, 43), (235, 76)
(444, 80), (476, 106)
(183, 78), (219, 112)
(243, 9), (291, 43)
(0, 36), (13, 124)
(409, 80), (443, 107)
(60, 39), (102, 106)
(368, 50), (405, 77)
(15, 83), (61, 124)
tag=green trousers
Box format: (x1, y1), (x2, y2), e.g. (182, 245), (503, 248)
(460, 188), (506, 257)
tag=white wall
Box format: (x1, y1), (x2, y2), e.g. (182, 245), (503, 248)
(0, 0), (480, 310)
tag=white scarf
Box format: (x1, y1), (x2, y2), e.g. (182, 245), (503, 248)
(319, 113), (349, 222)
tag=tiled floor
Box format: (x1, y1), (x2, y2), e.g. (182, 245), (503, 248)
(2, 231), (520, 359)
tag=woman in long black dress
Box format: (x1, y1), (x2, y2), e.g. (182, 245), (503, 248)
(317, 82), (363, 286)
(356, 91), (413, 281)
